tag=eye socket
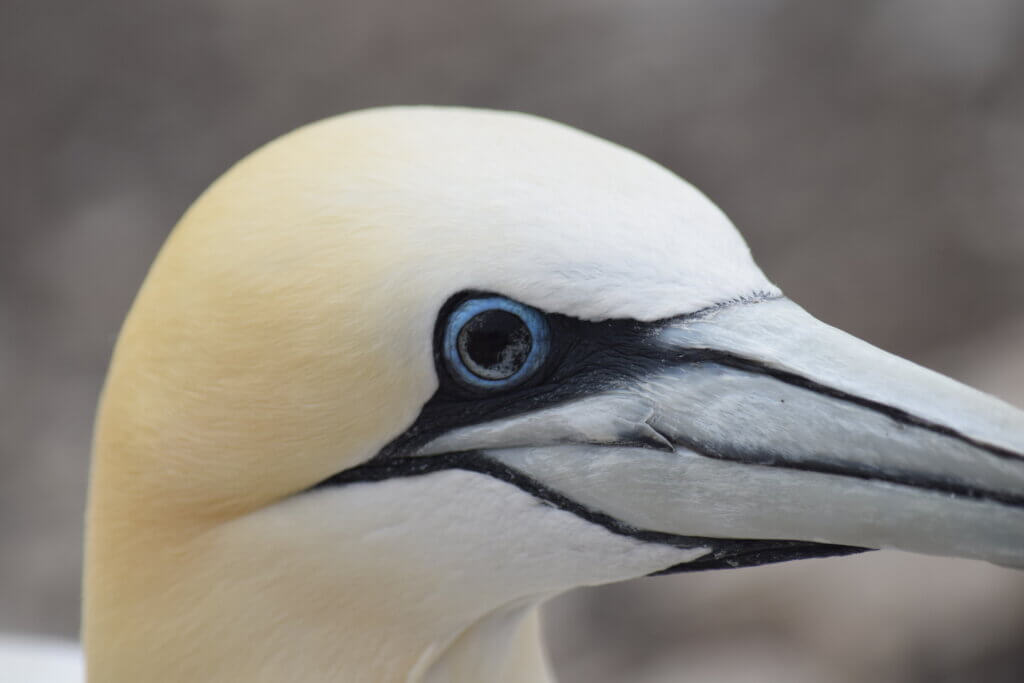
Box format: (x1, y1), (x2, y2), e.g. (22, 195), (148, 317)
(442, 297), (550, 390)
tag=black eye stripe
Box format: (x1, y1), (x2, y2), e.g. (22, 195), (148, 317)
(364, 291), (663, 458)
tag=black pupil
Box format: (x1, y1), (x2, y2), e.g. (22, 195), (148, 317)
(457, 310), (532, 380)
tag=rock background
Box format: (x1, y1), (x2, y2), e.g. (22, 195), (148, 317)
(3, 2), (1024, 680)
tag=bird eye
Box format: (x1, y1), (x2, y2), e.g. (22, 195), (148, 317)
(442, 296), (550, 390)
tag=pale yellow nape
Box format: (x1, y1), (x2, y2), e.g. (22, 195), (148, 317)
(84, 106), (768, 682)
(86, 109), (447, 682)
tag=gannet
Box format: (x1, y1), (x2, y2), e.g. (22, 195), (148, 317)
(16, 107), (1024, 683)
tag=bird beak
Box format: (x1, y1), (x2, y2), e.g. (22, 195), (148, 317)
(418, 298), (1024, 569)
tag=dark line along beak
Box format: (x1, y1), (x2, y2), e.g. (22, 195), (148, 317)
(418, 298), (1024, 569)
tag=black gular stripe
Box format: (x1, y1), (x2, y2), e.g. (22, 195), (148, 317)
(314, 450), (866, 572)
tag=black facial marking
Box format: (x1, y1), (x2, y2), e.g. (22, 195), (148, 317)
(309, 289), (1024, 570)
(313, 450), (867, 571)
(651, 541), (866, 574)
(377, 291), (668, 458)
(306, 290), (870, 571)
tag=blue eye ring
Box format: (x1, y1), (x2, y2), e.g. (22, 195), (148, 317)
(442, 296), (551, 390)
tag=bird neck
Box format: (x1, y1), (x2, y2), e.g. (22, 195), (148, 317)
(84, 490), (557, 683)
(84, 437), (560, 683)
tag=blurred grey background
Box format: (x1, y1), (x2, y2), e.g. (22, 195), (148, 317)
(3, 1), (1024, 681)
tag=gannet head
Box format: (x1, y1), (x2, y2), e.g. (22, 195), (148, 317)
(85, 107), (1024, 681)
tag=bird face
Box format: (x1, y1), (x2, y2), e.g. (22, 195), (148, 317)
(86, 107), (1024, 674)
